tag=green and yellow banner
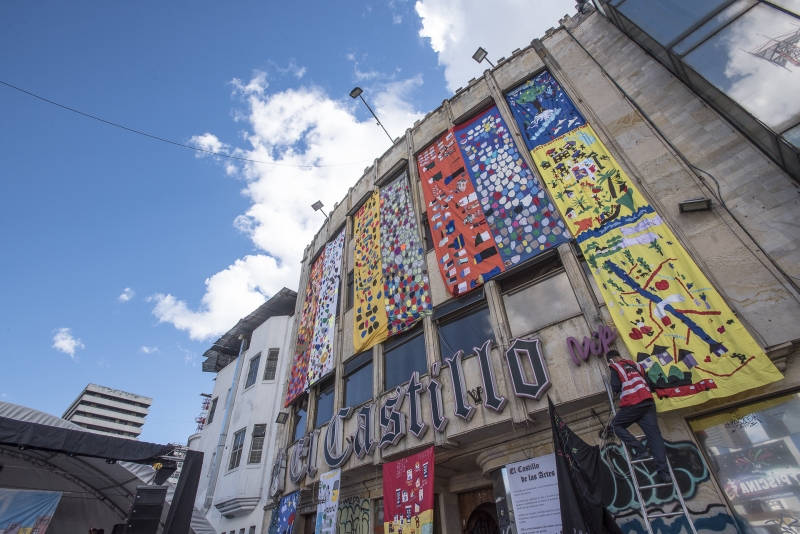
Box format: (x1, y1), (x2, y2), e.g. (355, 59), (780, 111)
(506, 71), (781, 411)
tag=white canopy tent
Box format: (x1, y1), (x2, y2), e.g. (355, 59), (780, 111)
(0, 401), (215, 534)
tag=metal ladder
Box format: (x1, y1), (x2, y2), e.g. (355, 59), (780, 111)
(603, 378), (698, 534)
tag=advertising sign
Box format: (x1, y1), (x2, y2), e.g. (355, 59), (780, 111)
(382, 446), (434, 534)
(714, 438), (800, 504)
(505, 454), (561, 534)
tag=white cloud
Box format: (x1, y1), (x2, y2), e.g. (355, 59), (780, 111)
(52, 328), (84, 359)
(140, 346), (159, 354)
(118, 287), (135, 302)
(190, 133), (230, 156)
(151, 71), (424, 341)
(415, 0), (576, 92)
(393, 14), (403, 24)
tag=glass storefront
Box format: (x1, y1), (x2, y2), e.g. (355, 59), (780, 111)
(691, 393), (800, 534)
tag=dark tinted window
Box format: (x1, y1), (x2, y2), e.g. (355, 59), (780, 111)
(347, 271), (355, 310)
(618, 0), (729, 46)
(292, 400), (307, 443)
(207, 397), (218, 425)
(314, 380), (335, 428)
(384, 325), (428, 390)
(437, 305), (494, 360)
(343, 351), (373, 407)
(244, 353), (261, 389)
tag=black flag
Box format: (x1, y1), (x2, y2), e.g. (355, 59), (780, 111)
(549, 397), (622, 534)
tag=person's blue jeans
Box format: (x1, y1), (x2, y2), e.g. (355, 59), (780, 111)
(611, 401), (669, 476)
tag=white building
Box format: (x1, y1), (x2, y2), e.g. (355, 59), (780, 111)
(62, 383), (151, 440)
(188, 288), (297, 534)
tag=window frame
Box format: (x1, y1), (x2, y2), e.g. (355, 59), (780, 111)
(314, 377), (336, 428)
(244, 353), (261, 390)
(383, 323), (428, 392)
(346, 270), (355, 311)
(248, 424), (267, 464)
(228, 428), (246, 471)
(206, 397), (218, 425)
(263, 349), (280, 381)
(291, 397), (308, 444)
(343, 351), (375, 407)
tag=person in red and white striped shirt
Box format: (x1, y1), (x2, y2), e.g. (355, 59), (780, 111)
(608, 350), (672, 484)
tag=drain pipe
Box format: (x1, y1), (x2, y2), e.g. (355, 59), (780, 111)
(202, 333), (248, 512)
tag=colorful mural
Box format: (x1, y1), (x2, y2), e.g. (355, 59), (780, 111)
(339, 493), (370, 534)
(416, 105), (570, 297)
(270, 491), (300, 534)
(309, 228), (346, 386)
(354, 190), (390, 353)
(379, 174), (433, 337)
(506, 71), (782, 411)
(286, 228), (345, 406)
(382, 446), (434, 534)
(353, 175), (433, 354)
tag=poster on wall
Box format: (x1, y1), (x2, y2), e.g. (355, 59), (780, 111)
(505, 70), (782, 412)
(415, 105), (570, 298)
(316, 468), (342, 534)
(0, 489), (61, 534)
(270, 491), (299, 534)
(505, 454), (560, 534)
(382, 446), (434, 534)
(352, 173), (433, 354)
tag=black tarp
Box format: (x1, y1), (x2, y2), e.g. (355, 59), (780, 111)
(0, 415), (174, 464)
(548, 397), (623, 534)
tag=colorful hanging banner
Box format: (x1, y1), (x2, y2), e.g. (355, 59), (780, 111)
(286, 229), (343, 406)
(416, 105), (570, 297)
(353, 175), (433, 354)
(506, 71), (782, 411)
(316, 468), (342, 534)
(382, 446), (434, 534)
(354, 190), (390, 353)
(309, 228), (346, 386)
(379, 174), (433, 337)
(0, 489), (61, 534)
(270, 491), (299, 534)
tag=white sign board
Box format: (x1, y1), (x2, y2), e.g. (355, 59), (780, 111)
(506, 454), (561, 534)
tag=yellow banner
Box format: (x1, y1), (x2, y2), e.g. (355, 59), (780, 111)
(353, 190), (389, 354)
(530, 124), (782, 411)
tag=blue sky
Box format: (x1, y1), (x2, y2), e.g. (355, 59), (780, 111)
(0, 0), (574, 444)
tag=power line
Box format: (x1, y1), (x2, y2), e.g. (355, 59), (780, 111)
(0, 79), (370, 168)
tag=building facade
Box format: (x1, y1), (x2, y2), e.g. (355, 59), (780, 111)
(62, 383), (151, 440)
(188, 289), (298, 534)
(266, 2), (800, 534)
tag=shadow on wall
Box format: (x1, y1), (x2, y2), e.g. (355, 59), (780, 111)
(601, 441), (736, 534)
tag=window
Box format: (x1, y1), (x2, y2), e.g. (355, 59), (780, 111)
(248, 424), (267, 464)
(500, 259), (582, 338)
(314, 378), (336, 428)
(207, 398), (218, 425)
(249, 527), (256, 534)
(617, 0), (730, 47)
(263, 349), (279, 381)
(346, 270), (355, 310)
(437, 303), (494, 360)
(244, 353), (261, 389)
(228, 428), (246, 470)
(292, 399), (308, 443)
(690, 393), (800, 532)
(344, 351), (374, 407)
(384, 323), (428, 391)
(421, 217), (434, 253)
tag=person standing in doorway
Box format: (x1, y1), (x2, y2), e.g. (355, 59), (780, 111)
(607, 350), (672, 484)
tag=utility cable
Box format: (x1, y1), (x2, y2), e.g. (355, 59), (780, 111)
(0, 79), (370, 168)
(563, 27), (800, 295)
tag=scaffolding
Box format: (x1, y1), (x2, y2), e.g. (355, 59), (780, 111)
(750, 27), (800, 69)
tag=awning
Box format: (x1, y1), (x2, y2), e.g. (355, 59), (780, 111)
(202, 287), (297, 372)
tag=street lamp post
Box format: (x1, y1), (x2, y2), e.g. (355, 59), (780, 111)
(350, 87), (394, 143)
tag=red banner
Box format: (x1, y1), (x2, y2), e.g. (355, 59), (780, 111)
(382, 447), (435, 534)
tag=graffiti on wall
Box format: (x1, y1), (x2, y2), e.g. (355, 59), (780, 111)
(338, 493), (370, 534)
(599, 440), (736, 534)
